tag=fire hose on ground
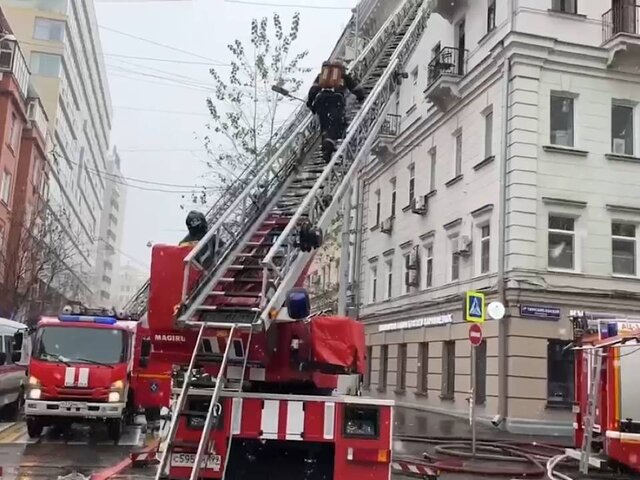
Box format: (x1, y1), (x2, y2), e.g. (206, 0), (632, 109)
(394, 434), (573, 478)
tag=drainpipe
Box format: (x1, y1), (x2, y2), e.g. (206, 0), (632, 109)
(497, 0), (517, 429)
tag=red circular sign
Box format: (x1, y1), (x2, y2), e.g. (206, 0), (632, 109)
(468, 324), (483, 347)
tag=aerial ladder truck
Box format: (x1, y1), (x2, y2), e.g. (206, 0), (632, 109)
(125, 1), (433, 478)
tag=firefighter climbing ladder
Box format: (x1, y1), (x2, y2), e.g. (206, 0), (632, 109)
(154, 322), (254, 480)
(580, 348), (603, 474)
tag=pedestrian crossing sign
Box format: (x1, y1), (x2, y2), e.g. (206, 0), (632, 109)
(465, 291), (485, 323)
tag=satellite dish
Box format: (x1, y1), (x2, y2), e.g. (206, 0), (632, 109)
(488, 301), (506, 320)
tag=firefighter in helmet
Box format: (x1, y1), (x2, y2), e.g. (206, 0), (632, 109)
(307, 60), (365, 162)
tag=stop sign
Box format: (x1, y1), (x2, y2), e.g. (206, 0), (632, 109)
(468, 323), (483, 347)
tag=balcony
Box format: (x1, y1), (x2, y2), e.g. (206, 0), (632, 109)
(424, 47), (467, 111)
(371, 113), (400, 162)
(27, 98), (49, 141)
(428, 0), (467, 23)
(0, 39), (29, 97)
(602, 4), (640, 69)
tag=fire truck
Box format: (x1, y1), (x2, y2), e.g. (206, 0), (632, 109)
(119, 1), (433, 478)
(570, 312), (640, 475)
(16, 305), (171, 441)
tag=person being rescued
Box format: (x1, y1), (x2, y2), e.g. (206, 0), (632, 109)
(179, 210), (223, 270)
(307, 60), (365, 162)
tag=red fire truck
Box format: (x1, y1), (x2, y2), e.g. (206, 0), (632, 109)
(141, 243), (394, 480)
(571, 312), (640, 474)
(17, 306), (171, 441)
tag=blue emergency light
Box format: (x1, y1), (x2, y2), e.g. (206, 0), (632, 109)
(59, 315), (118, 325)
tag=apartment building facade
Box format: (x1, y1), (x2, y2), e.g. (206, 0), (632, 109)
(354, 0), (640, 434)
(2, 0), (119, 303)
(113, 263), (146, 311)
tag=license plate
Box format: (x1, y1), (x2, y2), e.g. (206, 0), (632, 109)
(60, 402), (84, 409)
(170, 453), (221, 471)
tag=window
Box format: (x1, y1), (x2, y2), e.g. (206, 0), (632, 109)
(8, 113), (19, 150)
(425, 245), (433, 288)
(30, 52), (62, 77)
(33, 17), (65, 42)
(390, 179), (397, 217)
(0, 171), (12, 204)
(442, 341), (455, 399)
(612, 104), (634, 155)
(548, 216), (575, 270)
(6, 0), (68, 14)
(364, 346), (372, 388)
(411, 67), (418, 86)
(386, 260), (393, 299)
(480, 225), (491, 274)
(451, 237), (460, 281)
(370, 266), (378, 303)
(484, 111), (493, 158)
(547, 340), (574, 407)
(551, 0), (577, 14)
(417, 342), (429, 393)
(374, 190), (381, 226)
(378, 345), (388, 391)
(403, 253), (411, 294)
(487, 0), (496, 32)
(612, 222), (636, 275)
(474, 340), (487, 405)
(454, 132), (463, 176)
(397, 344), (407, 392)
(550, 95), (574, 147)
(429, 148), (437, 192)
(408, 164), (415, 204)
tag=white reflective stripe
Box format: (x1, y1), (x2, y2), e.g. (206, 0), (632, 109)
(347, 447), (353, 460)
(232, 398), (243, 435)
(77, 368), (89, 388)
(227, 366), (243, 380)
(408, 464), (420, 473)
(391, 462), (401, 470)
(249, 368), (266, 381)
(286, 401), (304, 441)
(261, 400), (279, 439)
(594, 424), (601, 433)
(606, 430), (640, 441)
(64, 367), (76, 386)
(323, 402), (335, 440)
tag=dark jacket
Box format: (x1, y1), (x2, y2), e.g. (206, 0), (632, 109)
(307, 73), (364, 111)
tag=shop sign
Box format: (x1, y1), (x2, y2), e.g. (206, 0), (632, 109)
(377, 314), (453, 332)
(520, 305), (561, 320)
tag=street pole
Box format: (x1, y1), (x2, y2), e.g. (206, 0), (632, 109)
(471, 345), (477, 457)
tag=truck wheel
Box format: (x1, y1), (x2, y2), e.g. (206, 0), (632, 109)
(26, 417), (43, 438)
(107, 418), (123, 443)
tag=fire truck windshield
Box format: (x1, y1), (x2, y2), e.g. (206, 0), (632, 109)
(34, 326), (126, 365)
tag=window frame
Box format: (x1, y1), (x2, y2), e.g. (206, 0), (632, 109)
(450, 235), (460, 282)
(548, 215), (577, 271)
(0, 170), (12, 205)
(385, 260), (393, 300)
(441, 341), (455, 400)
(487, 0), (496, 32)
(454, 131), (463, 176)
(390, 178), (397, 218)
(612, 222), (637, 277)
(33, 17), (66, 42)
(484, 110), (493, 158)
(378, 345), (388, 392)
(425, 244), (434, 288)
(374, 190), (381, 226)
(408, 163), (415, 205)
(474, 340), (487, 405)
(547, 339), (574, 408)
(417, 342), (429, 394)
(429, 147), (437, 192)
(550, 93), (576, 148)
(611, 102), (635, 156)
(370, 266), (378, 303)
(30, 51), (62, 78)
(364, 346), (372, 389)
(480, 224), (491, 274)
(551, 0), (577, 14)
(396, 343), (407, 392)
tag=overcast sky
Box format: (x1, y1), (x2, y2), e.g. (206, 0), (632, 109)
(95, 0), (354, 270)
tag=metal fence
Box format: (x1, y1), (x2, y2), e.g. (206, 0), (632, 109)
(603, 4), (640, 44)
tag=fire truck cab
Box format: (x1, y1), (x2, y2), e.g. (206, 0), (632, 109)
(20, 307), (169, 441)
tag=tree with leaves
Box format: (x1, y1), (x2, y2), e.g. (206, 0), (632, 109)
(190, 12), (310, 208)
(0, 201), (90, 323)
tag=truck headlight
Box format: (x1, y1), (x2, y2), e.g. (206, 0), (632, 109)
(29, 376), (40, 386)
(108, 391), (121, 403)
(28, 388), (41, 400)
(109, 380), (124, 403)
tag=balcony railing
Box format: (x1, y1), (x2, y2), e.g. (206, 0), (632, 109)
(427, 46), (467, 87)
(0, 39), (29, 97)
(379, 113), (401, 136)
(603, 5), (640, 44)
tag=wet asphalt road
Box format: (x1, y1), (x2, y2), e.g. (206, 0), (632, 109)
(0, 409), (573, 480)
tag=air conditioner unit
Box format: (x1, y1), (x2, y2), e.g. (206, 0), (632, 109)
(381, 217), (393, 234)
(456, 235), (472, 256)
(410, 194), (428, 215)
(405, 269), (419, 287)
(405, 245), (420, 271)
(613, 138), (627, 155)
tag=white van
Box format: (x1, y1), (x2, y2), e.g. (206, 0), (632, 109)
(0, 318), (29, 419)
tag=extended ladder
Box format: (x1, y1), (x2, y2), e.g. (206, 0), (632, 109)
(579, 348), (603, 474)
(155, 322), (253, 480)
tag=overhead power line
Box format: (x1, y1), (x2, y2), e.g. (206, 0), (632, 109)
(113, 105), (209, 116)
(105, 53), (228, 66)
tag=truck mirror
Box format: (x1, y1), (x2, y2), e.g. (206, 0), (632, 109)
(0, 352), (7, 365)
(140, 338), (152, 358)
(12, 331), (23, 352)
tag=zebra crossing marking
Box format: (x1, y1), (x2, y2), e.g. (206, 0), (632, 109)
(0, 421), (143, 445)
